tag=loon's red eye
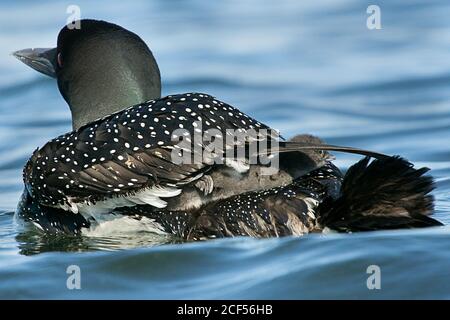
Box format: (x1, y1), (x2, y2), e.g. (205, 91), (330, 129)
(57, 52), (63, 68)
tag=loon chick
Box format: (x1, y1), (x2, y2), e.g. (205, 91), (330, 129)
(14, 20), (442, 236)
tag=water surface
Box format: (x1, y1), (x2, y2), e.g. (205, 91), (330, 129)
(0, 0), (449, 299)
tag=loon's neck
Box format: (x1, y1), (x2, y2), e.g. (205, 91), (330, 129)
(64, 71), (161, 130)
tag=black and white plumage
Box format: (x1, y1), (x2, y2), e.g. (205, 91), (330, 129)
(14, 19), (443, 237)
(116, 162), (343, 239)
(23, 93), (280, 216)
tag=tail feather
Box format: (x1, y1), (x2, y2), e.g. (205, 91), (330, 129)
(318, 156), (442, 232)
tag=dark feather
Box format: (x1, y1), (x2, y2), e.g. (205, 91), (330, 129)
(318, 156), (441, 231)
(17, 189), (90, 234)
(24, 93), (276, 209)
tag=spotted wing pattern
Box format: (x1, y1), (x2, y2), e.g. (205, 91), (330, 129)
(24, 93), (275, 212)
(119, 162), (343, 239)
(186, 162), (343, 239)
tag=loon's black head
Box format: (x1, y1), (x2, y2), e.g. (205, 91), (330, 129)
(13, 19), (161, 130)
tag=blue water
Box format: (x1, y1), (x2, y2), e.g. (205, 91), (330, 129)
(0, 0), (449, 299)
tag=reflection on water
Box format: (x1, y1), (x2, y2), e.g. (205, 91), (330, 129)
(0, 0), (449, 299)
(15, 230), (176, 256)
(8, 211), (177, 255)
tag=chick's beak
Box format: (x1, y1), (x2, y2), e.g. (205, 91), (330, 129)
(13, 47), (57, 78)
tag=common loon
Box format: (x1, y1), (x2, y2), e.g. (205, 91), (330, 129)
(14, 20), (442, 238)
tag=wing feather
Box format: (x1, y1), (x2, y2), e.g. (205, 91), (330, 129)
(24, 93), (275, 213)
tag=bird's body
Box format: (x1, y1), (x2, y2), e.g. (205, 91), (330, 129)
(14, 19), (443, 238)
(21, 92), (288, 216)
(17, 91), (337, 235)
(18, 150), (343, 237)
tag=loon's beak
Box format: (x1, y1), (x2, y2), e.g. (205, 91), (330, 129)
(12, 47), (57, 78)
